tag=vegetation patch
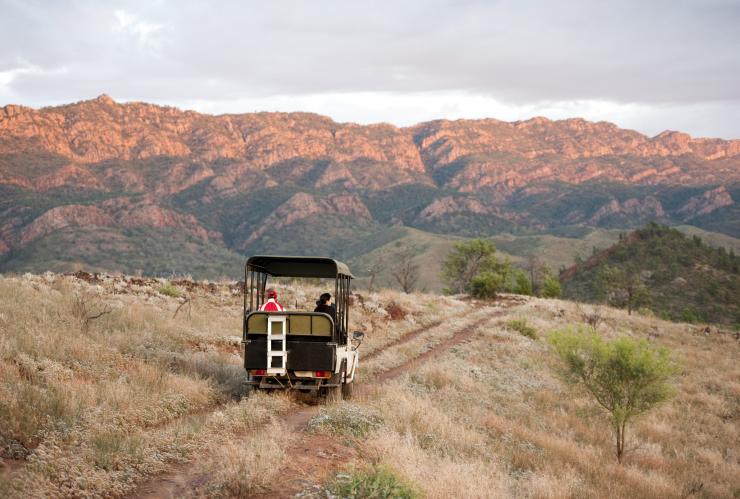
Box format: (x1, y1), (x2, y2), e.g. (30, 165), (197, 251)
(562, 223), (740, 325)
(384, 302), (407, 320)
(548, 326), (679, 463)
(307, 405), (383, 438)
(158, 281), (182, 298)
(325, 465), (419, 499)
(506, 318), (538, 339)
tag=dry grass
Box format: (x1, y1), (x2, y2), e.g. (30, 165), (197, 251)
(0, 273), (293, 497)
(1, 273), (738, 498)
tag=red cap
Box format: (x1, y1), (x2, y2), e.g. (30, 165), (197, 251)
(267, 289), (278, 299)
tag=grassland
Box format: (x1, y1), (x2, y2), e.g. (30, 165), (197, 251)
(0, 273), (738, 498)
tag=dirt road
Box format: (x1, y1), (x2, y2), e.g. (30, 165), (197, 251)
(132, 300), (521, 498)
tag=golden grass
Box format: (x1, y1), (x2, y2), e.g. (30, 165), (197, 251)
(1, 274), (738, 498)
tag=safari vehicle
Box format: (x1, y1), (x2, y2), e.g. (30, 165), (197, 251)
(242, 255), (363, 399)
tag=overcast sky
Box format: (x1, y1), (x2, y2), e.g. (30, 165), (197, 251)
(1, 0), (739, 138)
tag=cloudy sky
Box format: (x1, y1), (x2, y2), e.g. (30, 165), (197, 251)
(1, 0), (739, 138)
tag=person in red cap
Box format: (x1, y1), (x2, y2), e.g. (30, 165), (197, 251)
(259, 288), (285, 312)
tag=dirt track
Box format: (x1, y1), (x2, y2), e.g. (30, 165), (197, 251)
(132, 300), (521, 498)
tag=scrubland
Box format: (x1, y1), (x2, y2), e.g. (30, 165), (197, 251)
(0, 272), (738, 498)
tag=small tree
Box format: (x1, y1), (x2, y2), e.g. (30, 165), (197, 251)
(548, 328), (678, 463)
(441, 239), (501, 294)
(470, 270), (504, 298)
(601, 265), (649, 315)
(512, 269), (533, 296)
(392, 250), (419, 294)
(541, 269), (562, 298)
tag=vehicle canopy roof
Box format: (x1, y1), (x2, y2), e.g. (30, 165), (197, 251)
(245, 255), (353, 279)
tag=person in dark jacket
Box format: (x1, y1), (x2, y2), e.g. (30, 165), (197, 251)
(314, 292), (336, 321)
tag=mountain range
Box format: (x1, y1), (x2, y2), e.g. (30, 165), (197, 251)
(1, 95), (738, 281)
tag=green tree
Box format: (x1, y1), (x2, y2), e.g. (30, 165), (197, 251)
(512, 269), (533, 296)
(441, 239), (501, 294)
(601, 265), (650, 315)
(541, 269), (562, 298)
(548, 328), (678, 463)
(470, 270), (504, 298)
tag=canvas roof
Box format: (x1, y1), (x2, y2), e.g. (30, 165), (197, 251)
(245, 255), (353, 278)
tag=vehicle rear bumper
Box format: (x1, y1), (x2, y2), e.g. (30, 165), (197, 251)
(243, 338), (336, 371)
(246, 375), (340, 390)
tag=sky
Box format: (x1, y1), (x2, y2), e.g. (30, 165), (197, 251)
(1, 0), (739, 138)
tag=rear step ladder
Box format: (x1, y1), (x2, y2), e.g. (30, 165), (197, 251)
(267, 315), (287, 375)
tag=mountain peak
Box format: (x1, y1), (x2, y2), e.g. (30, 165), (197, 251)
(93, 94), (116, 105)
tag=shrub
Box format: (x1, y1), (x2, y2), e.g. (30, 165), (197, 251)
(327, 466), (419, 499)
(506, 319), (537, 339)
(158, 281), (182, 298)
(511, 269), (533, 296)
(541, 271), (562, 298)
(384, 302), (407, 321)
(548, 327), (678, 463)
(470, 270), (503, 299)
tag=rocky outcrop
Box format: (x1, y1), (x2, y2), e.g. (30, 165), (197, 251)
(19, 205), (114, 246)
(1, 96), (739, 262)
(15, 199), (218, 248)
(0, 96), (425, 173)
(678, 186), (735, 219)
(100, 197), (219, 241)
(2, 96), (739, 196)
(417, 196), (493, 221)
(241, 192), (371, 247)
(588, 196), (665, 224)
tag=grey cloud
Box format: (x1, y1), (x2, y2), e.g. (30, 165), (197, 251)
(0, 0), (739, 136)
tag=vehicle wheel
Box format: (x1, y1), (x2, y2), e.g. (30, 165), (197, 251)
(324, 385), (342, 403)
(341, 380), (354, 400)
(240, 384), (254, 399)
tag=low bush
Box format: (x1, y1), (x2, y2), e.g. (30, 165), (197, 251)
(470, 271), (504, 298)
(158, 282), (182, 298)
(307, 405), (383, 438)
(327, 465), (419, 499)
(506, 318), (537, 339)
(384, 302), (407, 321)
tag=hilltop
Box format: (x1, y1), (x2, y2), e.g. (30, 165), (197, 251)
(562, 224), (740, 326)
(0, 272), (737, 497)
(1, 96), (739, 280)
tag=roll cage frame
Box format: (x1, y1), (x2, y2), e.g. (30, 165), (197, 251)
(243, 255), (353, 344)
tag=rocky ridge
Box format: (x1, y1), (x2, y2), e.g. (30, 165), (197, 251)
(1, 95), (738, 272)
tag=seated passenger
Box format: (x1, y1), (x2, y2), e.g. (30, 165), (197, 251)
(314, 292), (336, 321)
(259, 289), (285, 311)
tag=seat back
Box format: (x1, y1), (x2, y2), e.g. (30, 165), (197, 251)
(246, 312), (333, 338)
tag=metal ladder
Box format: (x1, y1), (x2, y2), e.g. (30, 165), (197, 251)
(267, 315), (287, 375)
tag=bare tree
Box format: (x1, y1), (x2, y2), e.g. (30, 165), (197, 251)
(71, 293), (112, 331)
(525, 254), (544, 295)
(366, 262), (382, 293)
(392, 251), (419, 293)
(601, 265), (650, 315)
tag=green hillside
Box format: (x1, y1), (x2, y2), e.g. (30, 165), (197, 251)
(0, 226), (245, 280)
(562, 224), (740, 326)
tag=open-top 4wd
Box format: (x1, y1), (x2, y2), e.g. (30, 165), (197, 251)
(242, 255), (363, 399)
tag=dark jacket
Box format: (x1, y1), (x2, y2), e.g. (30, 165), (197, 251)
(314, 302), (336, 321)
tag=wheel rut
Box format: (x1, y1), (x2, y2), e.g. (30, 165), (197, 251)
(130, 301), (522, 498)
(361, 319), (444, 361)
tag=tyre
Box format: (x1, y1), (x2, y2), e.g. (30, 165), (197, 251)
(326, 384), (342, 403)
(341, 380), (354, 400)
